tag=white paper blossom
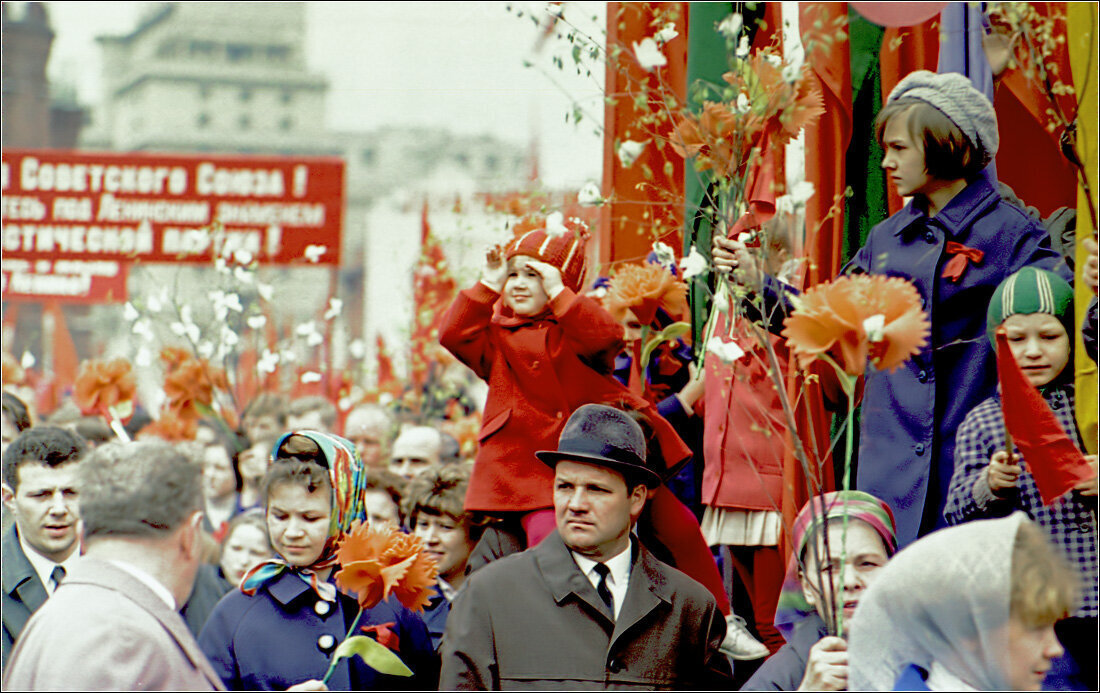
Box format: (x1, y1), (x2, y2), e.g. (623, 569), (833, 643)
(736, 92), (750, 114)
(679, 245), (709, 279)
(257, 282), (274, 302)
(147, 292), (164, 313)
(764, 53), (782, 68)
(617, 140), (647, 168)
(736, 35), (751, 59)
(863, 314), (886, 342)
(323, 298), (343, 321)
(132, 319), (155, 342)
(776, 181), (816, 214)
(170, 321), (201, 343)
(197, 341), (215, 359)
(124, 302), (140, 321)
(545, 211), (569, 238)
(247, 315), (267, 330)
(577, 182), (604, 207)
(233, 249), (253, 265)
(304, 245), (327, 263)
(258, 349), (279, 374)
(233, 265), (254, 285)
(300, 371), (322, 384)
(651, 241), (677, 268)
(220, 325), (240, 348)
(348, 339), (366, 360)
(718, 13), (743, 39)
(632, 38), (667, 71)
(135, 347), (153, 368)
(654, 22), (678, 44)
(545, 2), (563, 17)
(20, 351), (35, 369)
(707, 336), (746, 364)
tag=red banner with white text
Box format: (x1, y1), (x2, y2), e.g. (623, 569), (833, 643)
(2, 149), (345, 270)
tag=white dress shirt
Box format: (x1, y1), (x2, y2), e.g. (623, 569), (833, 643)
(571, 540), (632, 620)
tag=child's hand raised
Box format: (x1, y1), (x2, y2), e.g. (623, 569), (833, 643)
(525, 260), (566, 300)
(481, 245), (507, 293)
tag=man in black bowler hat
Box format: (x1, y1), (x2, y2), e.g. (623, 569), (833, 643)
(439, 404), (732, 690)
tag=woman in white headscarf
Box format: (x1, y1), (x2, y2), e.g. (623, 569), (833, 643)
(848, 513), (1077, 690)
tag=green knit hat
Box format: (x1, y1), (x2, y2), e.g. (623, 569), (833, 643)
(986, 266), (1074, 347)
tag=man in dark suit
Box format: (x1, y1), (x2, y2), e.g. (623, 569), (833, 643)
(440, 404), (733, 690)
(4, 440), (224, 690)
(1, 426), (87, 669)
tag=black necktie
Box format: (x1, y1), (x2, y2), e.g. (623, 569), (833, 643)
(50, 565), (66, 589)
(593, 563), (613, 614)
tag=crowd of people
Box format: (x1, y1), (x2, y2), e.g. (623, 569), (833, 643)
(1, 71), (1098, 691)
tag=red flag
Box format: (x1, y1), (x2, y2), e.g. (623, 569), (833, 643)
(409, 201), (457, 390)
(995, 329), (1093, 505)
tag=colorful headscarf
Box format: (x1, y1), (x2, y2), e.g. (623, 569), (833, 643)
(774, 490), (898, 639)
(240, 429), (368, 602)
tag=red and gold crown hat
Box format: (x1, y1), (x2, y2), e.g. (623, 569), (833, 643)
(505, 213), (591, 293)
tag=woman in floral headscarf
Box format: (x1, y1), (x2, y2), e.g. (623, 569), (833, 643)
(743, 490), (898, 691)
(198, 430), (435, 691)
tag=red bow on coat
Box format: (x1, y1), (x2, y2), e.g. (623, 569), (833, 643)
(941, 241), (984, 282)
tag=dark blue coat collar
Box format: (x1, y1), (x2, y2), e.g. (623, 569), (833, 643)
(891, 176), (999, 239)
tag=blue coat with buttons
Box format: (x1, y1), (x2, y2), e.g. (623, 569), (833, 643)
(848, 178), (1065, 544)
(759, 176), (1065, 545)
(197, 570), (436, 691)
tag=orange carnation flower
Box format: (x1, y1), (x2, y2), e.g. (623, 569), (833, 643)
(162, 358), (227, 421)
(159, 346), (192, 374)
(334, 522), (439, 613)
(138, 410), (198, 442)
(781, 275), (930, 376)
(73, 358), (136, 418)
(604, 263), (689, 326)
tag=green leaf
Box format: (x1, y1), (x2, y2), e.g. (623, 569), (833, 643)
(331, 635), (413, 677)
(640, 322), (691, 370)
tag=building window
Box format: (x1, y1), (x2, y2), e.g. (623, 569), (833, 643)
(197, 113), (210, 128)
(280, 90), (293, 105)
(239, 115), (251, 130)
(189, 41), (216, 57)
(227, 44), (253, 62)
(239, 88), (252, 102)
(455, 153), (469, 166)
(485, 155), (498, 171)
(279, 117), (293, 131)
(199, 84), (211, 100)
(267, 45), (290, 62)
(361, 149), (375, 165)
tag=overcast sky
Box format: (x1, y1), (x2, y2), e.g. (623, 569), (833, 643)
(38, 1), (607, 189)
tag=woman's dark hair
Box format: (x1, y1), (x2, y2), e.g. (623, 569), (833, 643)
(2, 391), (31, 432)
(200, 419), (245, 492)
(874, 100), (985, 182)
(261, 434), (330, 506)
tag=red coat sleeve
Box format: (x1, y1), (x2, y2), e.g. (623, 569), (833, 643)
(439, 282), (500, 381)
(549, 288), (625, 374)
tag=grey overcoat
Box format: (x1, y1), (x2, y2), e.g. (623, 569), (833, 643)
(439, 530), (732, 690)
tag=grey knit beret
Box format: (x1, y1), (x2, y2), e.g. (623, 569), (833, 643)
(887, 70), (998, 165)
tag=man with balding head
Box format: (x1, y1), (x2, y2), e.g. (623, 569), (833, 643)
(389, 425), (444, 480)
(4, 441), (224, 690)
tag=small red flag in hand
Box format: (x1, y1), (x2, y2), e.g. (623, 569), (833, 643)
(995, 328), (1093, 505)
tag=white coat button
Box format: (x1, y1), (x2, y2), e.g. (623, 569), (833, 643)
(315, 601), (331, 616)
(317, 634), (336, 652)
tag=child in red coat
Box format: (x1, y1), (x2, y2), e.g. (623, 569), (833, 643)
(440, 218), (742, 622)
(441, 217), (689, 533)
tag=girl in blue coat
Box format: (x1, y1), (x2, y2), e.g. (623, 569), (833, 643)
(715, 70), (1066, 545)
(198, 430), (435, 691)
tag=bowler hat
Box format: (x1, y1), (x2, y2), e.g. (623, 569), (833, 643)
(535, 404), (662, 488)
